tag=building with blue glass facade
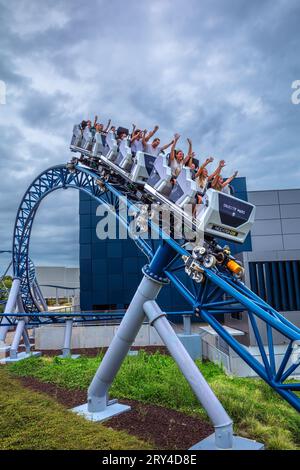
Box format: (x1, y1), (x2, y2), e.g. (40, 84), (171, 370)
(77, 180), (300, 376)
(79, 177), (252, 313)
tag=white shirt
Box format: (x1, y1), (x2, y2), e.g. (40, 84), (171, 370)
(144, 142), (162, 156)
(131, 139), (144, 153)
(221, 185), (231, 195)
(196, 176), (208, 195)
(170, 158), (183, 177)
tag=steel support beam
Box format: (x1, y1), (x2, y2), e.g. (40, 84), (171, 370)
(72, 275), (163, 420)
(32, 281), (48, 311)
(1, 294), (41, 363)
(72, 243), (174, 421)
(22, 327), (31, 354)
(58, 319), (80, 359)
(143, 300), (233, 449)
(0, 278), (21, 343)
(10, 319), (26, 359)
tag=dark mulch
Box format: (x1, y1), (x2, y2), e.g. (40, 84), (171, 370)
(17, 375), (213, 450)
(36, 345), (169, 357)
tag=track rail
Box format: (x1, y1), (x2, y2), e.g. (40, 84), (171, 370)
(7, 162), (300, 412)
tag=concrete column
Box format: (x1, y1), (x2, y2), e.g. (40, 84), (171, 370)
(0, 278), (21, 343)
(143, 300), (233, 450)
(62, 319), (73, 358)
(72, 244), (176, 420)
(183, 315), (192, 335)
(22, 327), (31, 354)
(10, 319), (26, 359)
(10, 295), (27, 359)
(87, 275), (163, 412)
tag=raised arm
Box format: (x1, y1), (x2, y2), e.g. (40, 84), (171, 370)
(221, 171), (238, 188)
(143, 125), (159, 143)
(195, 157), (214, 178)
(161, 138), (176, 152)
(142, 129), (149, 147)
(131, 129), (140, 144)
(184, 152), (196, 168)
(211, 172), (220, 189)
(94, 115), (98, 126)
(183, 138), (193, 166)
(103, 118), (111, 133)
(131, 123), (136, 136)
(169, 134), (180, 161)
(208, 159), (225, 181)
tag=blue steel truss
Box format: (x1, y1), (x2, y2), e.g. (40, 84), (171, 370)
(10, 163), (300, 412)
(13, 164), (154, 313)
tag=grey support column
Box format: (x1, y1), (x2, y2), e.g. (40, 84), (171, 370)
(143, 300), (233, 449)
(4, 295), (41, 363)
(62, 319), (73, 358)
(0, 277), (21, 343)
(183, 315), (192, 335)
(32, 281), (48, 311)
(178, 314), (202, 360)
(58, 319), (80, 359)
(10, 296), (29, 359)
(143, 301), (264, 450)
(10, 319), (26, 359)
(88, 275), (163, 411)
(72, 274), (164, 421)
(17, 296), (31, 354)
(22, 327), (31, 354)
(72, 244), (178, 421)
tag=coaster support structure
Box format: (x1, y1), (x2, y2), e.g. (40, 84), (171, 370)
(74, 243), (244, 449)
(3, 162), (299, 447)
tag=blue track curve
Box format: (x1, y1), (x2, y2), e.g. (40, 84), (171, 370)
(10, 163), (300, 412)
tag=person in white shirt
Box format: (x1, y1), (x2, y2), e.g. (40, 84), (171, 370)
(92, 117), (111, 136)
(211, 171), (238, 193)
(131, 129), (145, 154)
(169, 134), (194, 179)
(142, 125), (174, 156)
(194, 158), (225, 201)
(191, 158), (226, 216)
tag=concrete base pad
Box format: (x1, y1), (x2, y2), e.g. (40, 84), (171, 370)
(190, 434), (264, 450)
(0, 351), (41, 364)
(72, 402), (131, 422)
(58, 354), (81, 360)
(127, 350), (139, 356)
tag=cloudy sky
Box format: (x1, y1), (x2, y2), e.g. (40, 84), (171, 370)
(0, 0), (299, 269)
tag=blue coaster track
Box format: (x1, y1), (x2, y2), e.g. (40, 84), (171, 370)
(8, 163), (300, 412)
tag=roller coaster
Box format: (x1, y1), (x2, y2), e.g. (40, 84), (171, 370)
(0, 124), (299, 450)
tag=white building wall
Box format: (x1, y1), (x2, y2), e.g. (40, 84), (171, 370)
(35, 266), (79, 299)
(247, 188), (300, 252)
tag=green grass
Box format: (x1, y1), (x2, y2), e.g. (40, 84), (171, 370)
(7, 352), (300, 450)
(0, 367), (152, 450)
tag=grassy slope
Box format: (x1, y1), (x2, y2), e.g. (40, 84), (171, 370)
(0, 367), (151, 450)
(7, 352), (300, 450)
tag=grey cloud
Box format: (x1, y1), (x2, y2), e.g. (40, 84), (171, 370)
(0, 0), (300, 267)
(20, 89), (72, 129)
